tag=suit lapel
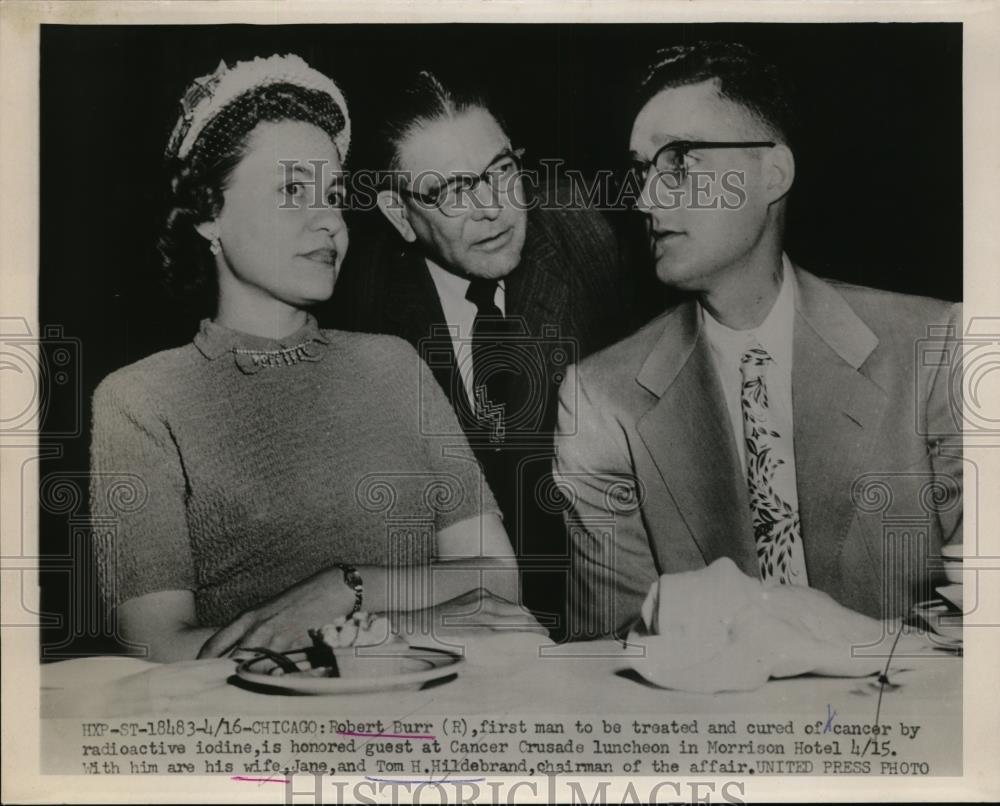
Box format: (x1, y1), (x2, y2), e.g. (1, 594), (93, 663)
(506, 210), (569, 329)
(792, 268), (888, 586)
(505, 211), (571, 428)
(635, 302), (759, 577)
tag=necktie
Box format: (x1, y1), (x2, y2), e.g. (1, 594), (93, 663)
(465, 277), (508, 443)
(740, 344), (808, 585)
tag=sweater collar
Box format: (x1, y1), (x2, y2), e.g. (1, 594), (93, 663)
(194, 314), (331, 374)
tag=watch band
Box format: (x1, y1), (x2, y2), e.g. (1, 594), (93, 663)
(336, 563), (363, 617)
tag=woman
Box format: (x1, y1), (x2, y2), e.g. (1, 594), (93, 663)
(90, 54), (536, 662)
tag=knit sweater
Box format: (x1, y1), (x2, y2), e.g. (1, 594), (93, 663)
(89, 316), (498, 626)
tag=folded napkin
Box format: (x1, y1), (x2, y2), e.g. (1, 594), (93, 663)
(628, 558), (929, 694)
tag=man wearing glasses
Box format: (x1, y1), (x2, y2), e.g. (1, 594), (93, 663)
(554, 41), (962, 639)
(329, 70), (632, 640)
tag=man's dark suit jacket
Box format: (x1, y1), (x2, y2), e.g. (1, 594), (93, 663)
(326, 201), (633, 639)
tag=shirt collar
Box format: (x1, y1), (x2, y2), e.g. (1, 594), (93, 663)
(425, 258), (505, 305)
(700, 253), (797, 370)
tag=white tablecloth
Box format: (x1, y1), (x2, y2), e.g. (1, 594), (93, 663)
(41, 633), (960, 723)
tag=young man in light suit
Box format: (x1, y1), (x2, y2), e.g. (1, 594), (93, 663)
(554, 41), (963, 639)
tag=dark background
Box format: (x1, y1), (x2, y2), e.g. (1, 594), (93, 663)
(37, 23), (962, 657)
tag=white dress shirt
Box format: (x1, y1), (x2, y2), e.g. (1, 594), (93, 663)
(426, 258), (506, 407)
(700, 257), (809, 586)
(702, 257), (808, 585)
(701, 254), (797, 471)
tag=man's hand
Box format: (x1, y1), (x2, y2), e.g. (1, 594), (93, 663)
(198, 568), (353, 658)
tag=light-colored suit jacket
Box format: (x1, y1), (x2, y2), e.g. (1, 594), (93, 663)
(554, 266), (962, 638)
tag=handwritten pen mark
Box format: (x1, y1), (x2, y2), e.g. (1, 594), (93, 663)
(366, 775), (485, 786)
(873, 628), (905, 728)
(822, 703), (837, 733)
(231, 775), (290, 785)
(338, 730), (436, 741)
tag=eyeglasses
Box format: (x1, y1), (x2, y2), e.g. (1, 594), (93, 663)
(398, 147), (525, 217)
(628, 140), (776, 187)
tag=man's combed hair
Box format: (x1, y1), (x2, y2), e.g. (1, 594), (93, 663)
(635, 41), (798, 147)
(157, 82), (347, 316)
(376, 69), (505, 173)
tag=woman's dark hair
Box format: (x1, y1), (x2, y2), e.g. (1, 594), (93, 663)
(375, 69), (506, 174)
(157, 81), (347, 316)
(635, 41), (798, 148)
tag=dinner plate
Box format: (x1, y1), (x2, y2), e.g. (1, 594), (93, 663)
(235, 645), (464, 695)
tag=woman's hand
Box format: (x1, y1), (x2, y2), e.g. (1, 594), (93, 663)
(198, 568), (354, 658)
(390, 587), (548, 643)
(199, 513), (532, 658)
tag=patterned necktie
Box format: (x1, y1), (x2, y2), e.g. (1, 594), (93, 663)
(466, 277), (508, 443)
(740, 344), (808, 585)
